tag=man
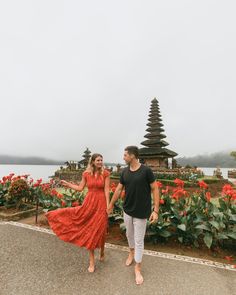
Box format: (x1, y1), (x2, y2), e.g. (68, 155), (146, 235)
(107, 146), (159, 285)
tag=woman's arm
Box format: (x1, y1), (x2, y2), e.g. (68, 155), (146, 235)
(60, 176), (86, 192)
(104, 175), (110, 208)
(107, 183), (124, 214)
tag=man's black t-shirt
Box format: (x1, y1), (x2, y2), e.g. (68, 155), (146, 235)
(120, 164), (155, 219)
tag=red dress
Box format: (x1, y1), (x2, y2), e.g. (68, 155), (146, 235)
(45, 170), (110, 250)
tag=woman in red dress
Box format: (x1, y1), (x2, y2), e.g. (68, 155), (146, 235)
(45, 153), (110, 273)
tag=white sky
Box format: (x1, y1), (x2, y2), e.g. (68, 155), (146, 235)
(0, 0), (235, 162)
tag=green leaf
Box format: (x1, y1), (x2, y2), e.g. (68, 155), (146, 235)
(193, 240), (199, 248)
(114, 216), (124, 221)
(195, 224), (211, 231)
(227, 232), (236, 239)
(159, 230), (172, 238)
(178, 237), (183, 243)
(119, 223), (126, 231)
(203, 233), (213, 249)
(217, 233), (228, 240)
(209, 220), (220, 230)
(229, 215), (236, 222)
(177, 224), (186, 231)
(219, 198), (227, 210)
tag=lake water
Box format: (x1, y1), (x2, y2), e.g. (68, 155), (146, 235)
(0, 165), (235, 183)
(0, 165), (60, 182)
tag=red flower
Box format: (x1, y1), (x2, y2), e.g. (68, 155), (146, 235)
(180, 210), (187, 216)
(222, 184), (236, 201)
(172, 188), (188, 200)
(206, 192), (211, 202)
(159, 199), (165, 205)
(33, 178), (43, 187)
(198, 180), (208, 189)
(61, 200), (66, 207)
(57, 193), (63, 199)
(162, 186), (170, 194)
(174, 178), (185, 188)
(2, 176), (7, 182)
(72, 201), (79, 207)
(51, 189), (58, 196)
(224, 256), (233, 262)
(155, 181), (163, 188)
(222, 184), (233, 193)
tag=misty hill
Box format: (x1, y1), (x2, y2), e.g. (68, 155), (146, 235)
(177, 151), (236, 168)
(0, 155), (64, 165)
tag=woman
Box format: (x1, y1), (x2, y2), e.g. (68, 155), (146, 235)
(45, 153), (110, 273)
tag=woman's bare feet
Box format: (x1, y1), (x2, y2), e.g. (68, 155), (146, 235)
(125, 250), (134, 266)
(88, 264), (95, 273)
(99, 251), (105, 262)
(88, 250), (95, 272)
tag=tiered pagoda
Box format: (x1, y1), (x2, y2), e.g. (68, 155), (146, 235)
(79, 147), (91, 168)
(139, 98), (178, 171)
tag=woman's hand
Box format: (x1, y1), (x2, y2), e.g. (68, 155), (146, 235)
(60, 180), (71, 188)
(106, 203), (114, 215)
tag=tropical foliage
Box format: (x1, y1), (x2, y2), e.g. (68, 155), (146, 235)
(110, 179), (236, 249)
(1, 173), (235, 249)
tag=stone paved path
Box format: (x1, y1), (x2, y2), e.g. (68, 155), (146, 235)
(0, 222), (235, 295)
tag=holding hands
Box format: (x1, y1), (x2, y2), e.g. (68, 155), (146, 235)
(106, 203), (114, 215)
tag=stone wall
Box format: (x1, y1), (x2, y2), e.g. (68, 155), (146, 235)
(144, 158), (167, 171)
(54, 170), (84, 182)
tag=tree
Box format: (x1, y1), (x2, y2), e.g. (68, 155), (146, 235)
(230, 151), (236, 161)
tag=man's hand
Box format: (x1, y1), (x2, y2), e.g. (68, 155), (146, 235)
(106, 204), (114, 215)
(149, 211), (158, 224)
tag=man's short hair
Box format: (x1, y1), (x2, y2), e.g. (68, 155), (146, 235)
(125, 146), (139, 159)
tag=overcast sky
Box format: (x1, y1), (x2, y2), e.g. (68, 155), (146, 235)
(0, 1), (235, 163)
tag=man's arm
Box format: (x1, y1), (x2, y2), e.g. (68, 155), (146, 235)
(107, 183), (124, 214)
(149, 182), (160, 224)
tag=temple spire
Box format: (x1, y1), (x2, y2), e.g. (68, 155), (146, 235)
(141, 98), (169, 148)
(139, 98), (178, 171)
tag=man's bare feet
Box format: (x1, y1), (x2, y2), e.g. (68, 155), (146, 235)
(125, 251), (134, 266)
(88, 264), (95, 273)
(135, 269), (144, 285)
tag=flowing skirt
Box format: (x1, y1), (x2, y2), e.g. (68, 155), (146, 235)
(45, 190), (108, 250)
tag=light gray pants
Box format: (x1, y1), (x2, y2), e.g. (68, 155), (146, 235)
(123, 211), (147, 264)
